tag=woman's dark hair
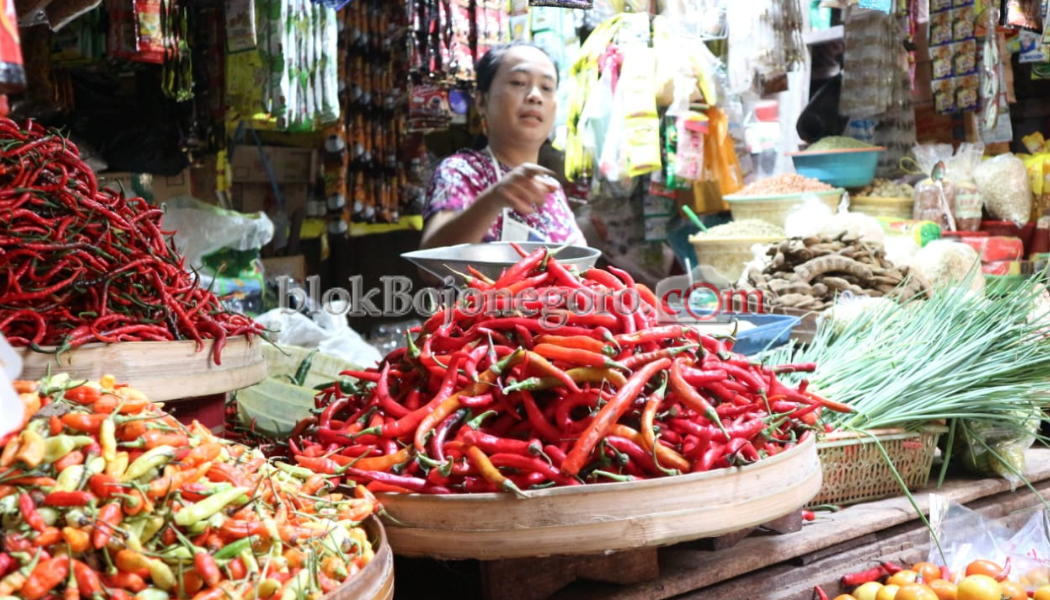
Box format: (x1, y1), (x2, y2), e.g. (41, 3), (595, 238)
(475, 41), (559, 94)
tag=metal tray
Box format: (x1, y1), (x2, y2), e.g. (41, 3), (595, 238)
(402, 242), (601, 284)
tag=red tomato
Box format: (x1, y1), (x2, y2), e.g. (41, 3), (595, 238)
(912, 562), (943, 584)
(964, 560), (1005, 581)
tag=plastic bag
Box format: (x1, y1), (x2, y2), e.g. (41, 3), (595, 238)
(953, 409), (1041, 489)
(784, 194), (836, 239)
(927, 494), (1014, 580)
(974, 153), (1033, 226)
(0, 333), (24, 440)
(912, 144), (957, 231)
(947, 143), (985, 231)
(254, 308), (382, 369)
(161, 197), (275, 270)
(927, 495), (1050, 590)
(911, 240), (985, 295)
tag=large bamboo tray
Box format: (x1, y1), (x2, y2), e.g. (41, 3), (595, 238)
(378, 434), (820, 560)
(324, 516), (394, 600)
(14, 336), (267, 400)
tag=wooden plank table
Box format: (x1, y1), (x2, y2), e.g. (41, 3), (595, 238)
(392, 449), (1050, 600)
(551, 448), (1050, 600)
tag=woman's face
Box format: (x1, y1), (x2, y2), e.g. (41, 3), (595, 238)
(480, 46), (558, 148)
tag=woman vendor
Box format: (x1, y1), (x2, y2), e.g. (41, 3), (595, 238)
(420, 42), (586, 249)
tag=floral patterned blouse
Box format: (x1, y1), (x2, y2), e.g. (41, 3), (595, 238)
(424, 149), (586, 245)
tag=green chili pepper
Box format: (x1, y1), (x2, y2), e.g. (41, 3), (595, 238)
(279, 568), (311, 600)
(173, 486), (249, 528)
(239, 548), (259, 574)
(292, 349), (319, 387)
(405, 331), (420, 359)
(86, 455), (106, 474)
(466, 410), (497, 430)
(54, 464), (86, 492)
(43, 435), (94, 464)
(148, 559), (177, 591)
(212, 535), (257, 561)
(140, 515), (165, 544)
(134, 588), (171, 600)
(36, 507), (59, 526)
(274, 462), (316, 480)
(123, 445), (177, 481)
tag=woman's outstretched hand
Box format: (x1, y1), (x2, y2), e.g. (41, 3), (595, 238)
(484, 163), (562, 215)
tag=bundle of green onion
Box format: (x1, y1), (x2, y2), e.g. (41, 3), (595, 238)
(764, 274), (1050, 436)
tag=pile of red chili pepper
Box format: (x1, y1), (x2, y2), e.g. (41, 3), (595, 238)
(0, 373), (380, 600)
(0, 118), (262, 364)
(289, 245), (852, 495)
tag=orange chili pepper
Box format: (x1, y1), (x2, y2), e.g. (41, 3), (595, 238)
(283, 549), (306, 569)
(53, 450), (84, 472)
(64, 386), (101, 405)
(148, 461), (211, 499)
(182, 442), (222, 467)
(182, 569), (204, 595)
(104, 571), (147, 593)
(32, 527), (63, 547)
(194, 553), (221, 588)
(115, 420), (149, 441)
(48, 415), (63, 436)
(92, 502), (123, 549)
(62, 527), (91, 553)
(114, 550), (151, 573)
(13, 380), (37, 394)
(71, 559), (102, 598)
(22, 556), (69, 600)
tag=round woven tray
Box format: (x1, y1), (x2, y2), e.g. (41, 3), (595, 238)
(14, 336), (267, 400)
(378, 434), (821, 560)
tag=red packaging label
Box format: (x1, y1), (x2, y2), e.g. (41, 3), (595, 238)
(958, 235), (1024, 262)
(0, 0), (23, 68)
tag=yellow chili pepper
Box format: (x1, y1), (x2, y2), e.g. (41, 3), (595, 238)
(99, 420), (116, 462)
(105, 452), (129, 479)
(99, 374), (116, 390)
(13, 430), (45, 469)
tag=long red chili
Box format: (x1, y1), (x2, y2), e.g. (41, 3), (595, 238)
(561, 358), (671, 476)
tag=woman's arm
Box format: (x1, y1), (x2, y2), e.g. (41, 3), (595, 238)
(420, 163), (560, 249)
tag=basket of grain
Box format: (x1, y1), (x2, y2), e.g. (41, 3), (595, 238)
(849, 179), (916, 220)
(689, 219), (786, 281)
(724, 174), (845, 228)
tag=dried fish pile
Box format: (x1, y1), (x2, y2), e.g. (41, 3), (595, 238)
(739, 232), (930, 311)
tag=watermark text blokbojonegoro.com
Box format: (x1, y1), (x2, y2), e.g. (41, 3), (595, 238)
(277, 276), (765, 328)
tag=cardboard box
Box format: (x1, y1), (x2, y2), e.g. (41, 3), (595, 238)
(229, 145), (317, 184)
(262, 255), (308, 282)
(231, 183), (311, 216)
(151, 170), (193, 204)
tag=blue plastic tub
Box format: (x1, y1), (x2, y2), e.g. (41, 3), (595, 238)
(789, 147), (884, 189)
(730, 313), (803, 356)
(677, 312), (802, 356)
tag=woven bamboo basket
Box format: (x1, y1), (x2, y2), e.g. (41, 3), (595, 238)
(322, 516), (394, 600)
(14, 336), (267, 401)
(377, 434), (821, 560)
(808, 426), (948, 508)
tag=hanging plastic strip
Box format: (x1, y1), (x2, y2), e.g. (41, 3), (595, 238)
(529, 0), (593, 8)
